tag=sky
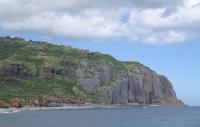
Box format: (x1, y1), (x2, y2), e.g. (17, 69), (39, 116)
(0, 0), (200, 106)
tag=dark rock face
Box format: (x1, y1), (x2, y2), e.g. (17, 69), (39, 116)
(112, 79), (129, 104)
(77, 62), (185, 106)
(111, 71), (184, 106)
(77, 62), (114, 93)
(0, 63), (30, 76)
(43, 67), (76, 80)
(0, 62), (34, 83)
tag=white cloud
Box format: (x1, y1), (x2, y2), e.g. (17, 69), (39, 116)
(0, 0), (200, 44)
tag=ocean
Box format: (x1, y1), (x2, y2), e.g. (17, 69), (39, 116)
(0, 107), (200, 127)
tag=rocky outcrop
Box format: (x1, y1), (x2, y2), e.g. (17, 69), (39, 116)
(111, 72), (184, 106)
(76, 62), (185, 106)
(9, 97), (24, 108)
(0, 62), (34, 77)
(0, 100), (10, 108)
(77, 62), (114, 92)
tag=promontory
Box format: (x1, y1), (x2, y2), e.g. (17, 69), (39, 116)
(0, 36), (185, 108)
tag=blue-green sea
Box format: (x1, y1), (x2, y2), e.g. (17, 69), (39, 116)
(0, 107), (200, 127)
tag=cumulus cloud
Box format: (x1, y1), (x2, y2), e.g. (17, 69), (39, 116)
(0, 0), (200, 44)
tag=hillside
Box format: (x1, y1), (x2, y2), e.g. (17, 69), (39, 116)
(0, 36), (184, 108)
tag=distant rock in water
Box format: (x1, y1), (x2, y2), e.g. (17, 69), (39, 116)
(0, 36), (185, 107)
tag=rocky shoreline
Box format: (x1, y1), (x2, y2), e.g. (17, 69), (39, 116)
(0, 104), (109, 113)
(0, 103), (162, 114)
(0, 95), (186, 109)
(0, 100), (186, 111)
(0, 103), (189, 114)
(0, 97), (86, 109)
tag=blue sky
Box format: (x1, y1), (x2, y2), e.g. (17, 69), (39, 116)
(1, 30), (199, 106)
(0, 0), (200, 106)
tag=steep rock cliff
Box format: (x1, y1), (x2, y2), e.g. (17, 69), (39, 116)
(76, 61), (184, 106)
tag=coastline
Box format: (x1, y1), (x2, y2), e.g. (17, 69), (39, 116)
(0, 103), (162, 114)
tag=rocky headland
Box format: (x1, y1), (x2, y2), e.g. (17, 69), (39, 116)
(0, 36), (185, 108)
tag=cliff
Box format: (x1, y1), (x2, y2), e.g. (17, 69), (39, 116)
(0, 36), (185, 107)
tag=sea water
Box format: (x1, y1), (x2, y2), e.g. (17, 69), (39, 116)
(0, 107), (200, 127)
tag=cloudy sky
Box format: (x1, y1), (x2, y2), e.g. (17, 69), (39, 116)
(1, 0), (200, 44)
(0, 0), (200, 105)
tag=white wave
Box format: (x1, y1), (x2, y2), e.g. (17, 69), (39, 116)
(0, 104), (125, 114)
(0, 108), (22, 114)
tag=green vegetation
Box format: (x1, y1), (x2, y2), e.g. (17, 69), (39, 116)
(0, 37), (81, 101)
